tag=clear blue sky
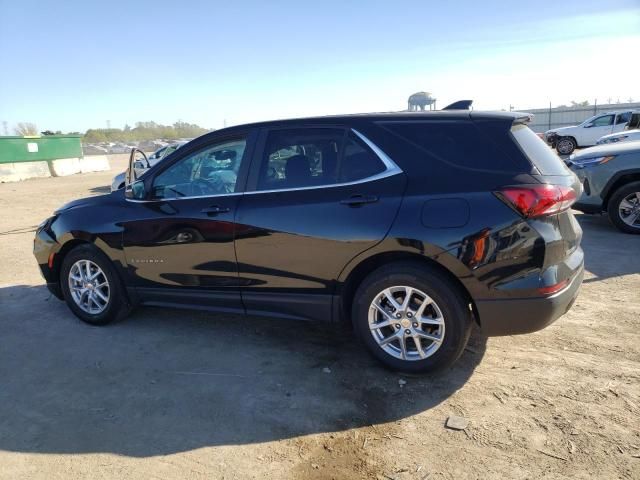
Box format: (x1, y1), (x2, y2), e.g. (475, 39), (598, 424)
(0, 0), (638, 133)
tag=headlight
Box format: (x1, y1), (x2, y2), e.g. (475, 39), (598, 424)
(37, 215), (56, 232)
(571, 155), (616, 168)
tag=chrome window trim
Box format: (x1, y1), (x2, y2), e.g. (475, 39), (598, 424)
(125, 129), (402, 203)
(125, 191), (242, 203)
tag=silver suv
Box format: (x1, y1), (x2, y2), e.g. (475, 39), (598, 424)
(568, 141), (640, 233)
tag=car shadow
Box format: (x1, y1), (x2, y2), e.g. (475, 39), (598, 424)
(574, 213), (640, 283)
(0, 284), (486, 457)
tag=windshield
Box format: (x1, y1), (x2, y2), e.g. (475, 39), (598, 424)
(580, 114), (600, 126)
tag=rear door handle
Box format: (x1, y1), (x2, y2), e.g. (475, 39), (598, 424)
(340, 194), (379, 206)
(201, 205), (230, 216)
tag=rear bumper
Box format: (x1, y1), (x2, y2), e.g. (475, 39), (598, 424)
(476, 266), (584, 336)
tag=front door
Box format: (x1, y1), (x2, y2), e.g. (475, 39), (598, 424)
(122, 134), (252, 313)
(584, 114), (615, 145)
(234, 127), (406, 321)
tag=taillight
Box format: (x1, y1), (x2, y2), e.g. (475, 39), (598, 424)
(537, 278), (569, 296)
(495, 185), (577, 218)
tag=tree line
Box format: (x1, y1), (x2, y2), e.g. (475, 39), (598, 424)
(7, 121), (211, 142)
(83, 121), (211, 143)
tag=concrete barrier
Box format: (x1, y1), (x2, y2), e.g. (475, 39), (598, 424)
(79, 155), (110, 173)
(0, 161), (51, 183)
(49, 157), (82, 176)
(49, 155), (111, 177)
(0, 155), (111, 182)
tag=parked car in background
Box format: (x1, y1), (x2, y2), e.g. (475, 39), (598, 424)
(568, 141), (640, 233)
(597, 129), (640, 145)
(110, 141), (188, 191)
(545, 110), (638, 155)
(82, 144), (109, 155)
(35, 110), (584, 373)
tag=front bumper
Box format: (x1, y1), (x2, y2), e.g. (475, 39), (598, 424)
(545, 133), (558, 147)
(475, 266), (584, 336)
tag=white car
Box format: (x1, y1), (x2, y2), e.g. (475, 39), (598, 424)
(545, 110), (639, 155)
(110, 142), (188, 191)
(597, 129), (640, 145)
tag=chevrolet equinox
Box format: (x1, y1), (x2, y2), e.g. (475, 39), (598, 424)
(34, 111), (584, 372)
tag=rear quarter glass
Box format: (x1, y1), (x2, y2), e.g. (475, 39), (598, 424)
(511, 125), (571, 176)
(378, 120), (531, 174)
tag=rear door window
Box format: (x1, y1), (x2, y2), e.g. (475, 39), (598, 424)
(256, 128), (386, 190)
(339, 133), (386, 182)
(510, 125), (570, 175)
(615, 112), (631, 125)
(258, 128), (343, 190)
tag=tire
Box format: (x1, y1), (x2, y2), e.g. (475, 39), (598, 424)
(60, 244), (132, 325)
(607, 181), (640, 234)
(556, 137), (577, 155)
(351, 262), (472, 373)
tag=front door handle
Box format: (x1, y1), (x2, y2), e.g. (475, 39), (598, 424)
(340, 194), (379, 207)
(201, 205), (231, 216)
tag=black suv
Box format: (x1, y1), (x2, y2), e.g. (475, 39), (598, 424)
(34, 111), (584, 372)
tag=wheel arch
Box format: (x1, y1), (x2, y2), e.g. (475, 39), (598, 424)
(557, 135), (578, 149)
(52, 238), (132, 305)
(337, 251), (479, 327)
(601, 169), (640, 209)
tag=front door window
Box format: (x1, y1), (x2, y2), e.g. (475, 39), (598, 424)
(152, 139), (247, 199)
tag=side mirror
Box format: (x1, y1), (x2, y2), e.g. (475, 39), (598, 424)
(125, 179), (147, 200)
(583, 123), (593, 128)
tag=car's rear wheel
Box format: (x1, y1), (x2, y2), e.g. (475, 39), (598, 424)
(351, 262), (472, 373)
(60, 244), (131, 325)
(556, 137), (577, 155)
(608, 182), (640, 234)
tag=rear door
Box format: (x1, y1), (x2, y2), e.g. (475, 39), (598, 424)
(614, 112), (632, 133)
(234, 126), (406, 321)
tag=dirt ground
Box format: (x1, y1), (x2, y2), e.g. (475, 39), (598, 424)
(0, 156), (638, 480)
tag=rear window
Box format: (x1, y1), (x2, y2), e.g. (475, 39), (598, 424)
(511, 125), (569, 175)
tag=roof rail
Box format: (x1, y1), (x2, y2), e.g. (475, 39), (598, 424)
(443, 100), (473, 110)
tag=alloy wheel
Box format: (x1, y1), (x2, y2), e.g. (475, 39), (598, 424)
(68, 259), (110, 314)
(556, 138), (574, 155)
(368, 286), (445, 361)
(618, 192), (640, 228)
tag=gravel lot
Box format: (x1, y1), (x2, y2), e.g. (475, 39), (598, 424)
(0, 156), (639, 479)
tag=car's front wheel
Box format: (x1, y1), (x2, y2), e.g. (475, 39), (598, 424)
(556, 137), (577, 155)
(60, 244), (131, 325)
(608, 181), (640, 234)
(351, 262), (472, 373)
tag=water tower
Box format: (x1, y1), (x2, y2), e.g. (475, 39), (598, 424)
(408, 92), (436, 111)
